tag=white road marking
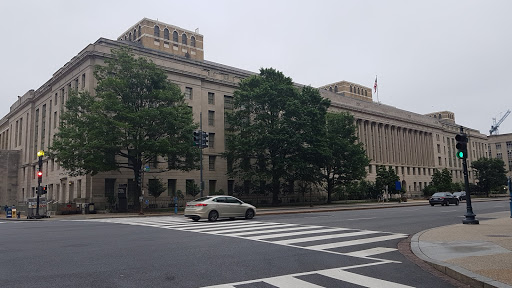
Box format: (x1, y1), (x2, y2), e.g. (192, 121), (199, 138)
(228, 225), (322, 237)
(307, 234), (408, 250)
(344, 247), (397, 257)
(272, 230), (379, 245)
(318, 269), (414, 288)
(201, 262), (414, 288)
(246, 227), (351, 240)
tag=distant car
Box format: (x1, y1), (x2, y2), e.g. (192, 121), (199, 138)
(429, 192), (459, 206)
(452, 191), (466, 201)
(184, 195), (256, 222)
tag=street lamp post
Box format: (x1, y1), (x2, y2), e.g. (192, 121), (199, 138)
(508, 177), (511, 218)
(36, 150), (44, 219)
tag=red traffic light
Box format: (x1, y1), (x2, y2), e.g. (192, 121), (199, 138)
(37, 171), (43, 178)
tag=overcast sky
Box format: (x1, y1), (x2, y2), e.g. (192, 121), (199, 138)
(1, 0), (511, 135)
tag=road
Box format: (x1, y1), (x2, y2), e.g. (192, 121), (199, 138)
(0, 199), (508, 287)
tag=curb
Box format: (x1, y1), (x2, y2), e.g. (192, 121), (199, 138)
(411, 229), (512, 288)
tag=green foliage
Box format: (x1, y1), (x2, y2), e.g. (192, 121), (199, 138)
(322, 112), (370, 203)
(336, 180), (378, 200)
(49, 48), (198, 209)
(431, 168), (453, 192)
(148, 177), (166, 200)
(224, 68), (330, 205)
(422, 185), (438, 197)
(186, 181), (200, 197)
(471, 157), (507, 196)
(209, 189), (225, 196)
(375, 166), (400, 194)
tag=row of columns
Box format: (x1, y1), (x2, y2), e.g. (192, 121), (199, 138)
(356, 119), (435, 168)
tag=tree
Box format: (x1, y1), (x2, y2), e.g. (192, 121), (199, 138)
(322, 112), (369, 203)
(471, 158), (507, 197)
(49, 48), (198, 211)
(148, 177), (166, 203)
(375, 166), (400, 196)
(224, 68), (330, 205)
(431, 168), (453, 192)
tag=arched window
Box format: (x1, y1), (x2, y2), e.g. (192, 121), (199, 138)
(329, 87), (332, 92)
(191, 36), (196, 47)
(182, 33), (187, 45)
(350, 86), (353, 92)
(129, 33), (132, 41)
(357, 87), (360, 94)
(138, 25), (141, 38)
(154, 25), (160, 37)
(133, 29), (137, 40)
(365, 90), (367, 96)
(173, 31), (178, 42)
(334, 85), (338, 93)
(164, 28), (170, 40)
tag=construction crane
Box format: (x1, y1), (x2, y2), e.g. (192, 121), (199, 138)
(489, 110), (511, 135)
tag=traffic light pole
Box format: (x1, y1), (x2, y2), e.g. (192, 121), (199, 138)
(458, 127), (479, 224)
(36, 151), (44, 219)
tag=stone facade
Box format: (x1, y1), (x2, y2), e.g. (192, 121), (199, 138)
(0, 18), (495, 209)
(0, 150), (19, 206)
(487, 133), (512, 178)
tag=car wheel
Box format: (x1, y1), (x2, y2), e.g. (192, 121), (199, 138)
(455, 200), (459, 206)
(191, 217), (200, 222)
(430, 203), (434, 206)
(245, 209), (255, 219)
(445, 201), (449, 206)
(208, 210), (219, 222)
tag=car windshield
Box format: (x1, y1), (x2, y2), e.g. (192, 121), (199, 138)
(192, 196), (212, 202)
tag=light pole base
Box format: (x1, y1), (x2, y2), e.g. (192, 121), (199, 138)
(463, 218), (479, 224)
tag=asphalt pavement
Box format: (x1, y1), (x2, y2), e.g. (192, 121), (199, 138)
(4, 197), (512, 288)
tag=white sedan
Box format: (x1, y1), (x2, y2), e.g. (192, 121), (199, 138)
(184, 195), (256, 222)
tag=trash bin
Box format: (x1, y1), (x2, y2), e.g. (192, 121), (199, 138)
(12, 208), (17, 218)
(87, 203), (96, 214)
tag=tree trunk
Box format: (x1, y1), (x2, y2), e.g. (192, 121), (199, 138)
(272, 178), (280, 206)
(327, 176), (333, 204)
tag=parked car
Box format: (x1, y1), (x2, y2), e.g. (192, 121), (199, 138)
(184, 195), (256, 222)
(429, 192), (459, 206)
(452, 191), (466, 201)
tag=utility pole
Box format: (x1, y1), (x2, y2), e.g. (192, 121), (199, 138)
(456, 127), (479, 224)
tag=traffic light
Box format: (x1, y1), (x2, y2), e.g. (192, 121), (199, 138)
(455, 133), (468, 159)
(42, 185), (48, 195)
(193, 131), (201, 147)
(37, 170), (43, 182)
(201, 131), (208, 148)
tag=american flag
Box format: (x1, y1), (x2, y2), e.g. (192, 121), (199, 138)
(374, 76), (378, 92)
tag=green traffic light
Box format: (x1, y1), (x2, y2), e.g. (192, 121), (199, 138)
(457, 151), (466, 159)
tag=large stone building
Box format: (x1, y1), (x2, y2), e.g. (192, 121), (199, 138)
(0, 18), (496, 210)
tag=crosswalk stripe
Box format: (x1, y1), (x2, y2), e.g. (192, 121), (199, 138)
(201, 263), (413, 288)
(272, 230), (379, 245)
(178, 222), (278, 232)
(206, 223), (296, 234)
(264, 275), (324, 288)
(229, 225), (322, 237)
(318, 269), (414, 288)
(246, 227), (351, 241)
(344, 247), (397, 257)
(307, 234), (408, 250)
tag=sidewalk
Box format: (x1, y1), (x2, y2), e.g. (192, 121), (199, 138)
(4, 198), (511, 287)
(412, 211), (512, 288)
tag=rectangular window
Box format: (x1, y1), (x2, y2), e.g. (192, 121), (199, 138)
(185, 87), (192, 100)
(209, 156), (216, 171)
(208, 92), (215, 104)
(228, 180), (234, 196)
(41, 104), (46, 151)
(167, 179), (177, 197)
(224, 95), (233, 110)
(34, 109), (39, 157)
(368, 165), (372, 173)
(208, 110), (215, 126)
(18, 118), (22, 146)
(74, 78), (79, 91)
(209, 180), (217, 195)
(54, 111), (58, 128)
(15, 120), (18, 147)
(186, 179), (196, 196)
(82, 74), (86, 89)
(54, 93), (58, 105)
(208, 133), (215, 149)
